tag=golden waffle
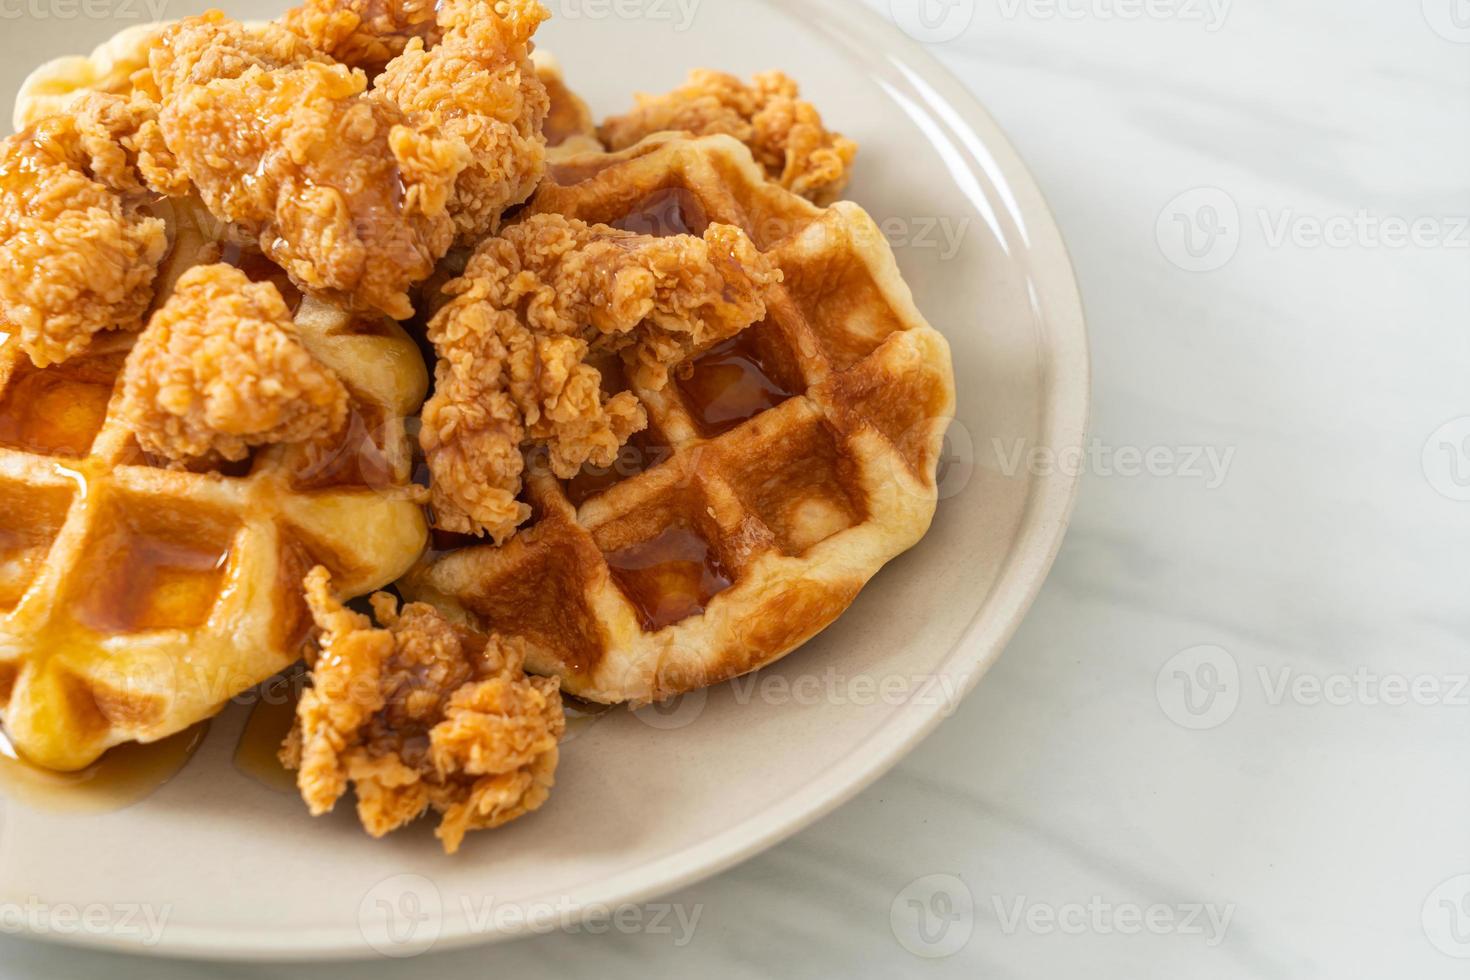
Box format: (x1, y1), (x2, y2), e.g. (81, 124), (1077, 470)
(0, 196), (429, 771)
(401, 134), (955, 704)
(531, 49), (605, 157)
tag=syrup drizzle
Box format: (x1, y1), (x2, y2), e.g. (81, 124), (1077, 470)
(605, 523), (732, 631)
(677, 330), (798, 436)
(73, 508), (233, 635)
(0, 723), (208, 814)
(612, 187), (709, 239)
(233, 679), (300, 794)
(0, 370), (113, 458)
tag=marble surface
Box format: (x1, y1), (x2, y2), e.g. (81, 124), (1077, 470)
(2, 0), (1467, 975)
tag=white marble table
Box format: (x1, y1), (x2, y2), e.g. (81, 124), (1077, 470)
(1, 0), (1467, 975)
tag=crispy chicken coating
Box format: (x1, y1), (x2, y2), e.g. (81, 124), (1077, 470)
(282, 566), (564, 854)
(282, 0), (441, 78)
(148, 13), (467, 321)
(119, 264), (349, 462)
(421, 212), (780, 541)
(0, 93), (174, 367)
(600, 70), (858, 205)
(373, 0), (550, 243)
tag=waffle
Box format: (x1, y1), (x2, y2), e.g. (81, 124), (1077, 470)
(401, 134), (955, 704)
(0, 196), (429, 771)
(531, 49), (604, 157)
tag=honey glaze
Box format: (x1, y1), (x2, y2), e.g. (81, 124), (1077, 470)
(612, 186), (709, 238)
(677, 330), (799, 436)
(0, 365), (116, 457)
(232, 674), (301, 794)
(73, 504), (234, 635)
(563, 427), (674, 508)
(560, 695), (613, 745)
(606, 523), (732, 631)
(0, 722), (208, 814)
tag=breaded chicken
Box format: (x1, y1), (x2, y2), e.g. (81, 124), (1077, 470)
(421, 212), (781, 541)
(118, 264), (348, 462)
(149, 13), (467, 321)
(282, 566), (564, 854)
(282, 0), (441, 78)
(373, 0), (550, 243)
(600, 70), (857, 205)
(0, 93), (175, 367)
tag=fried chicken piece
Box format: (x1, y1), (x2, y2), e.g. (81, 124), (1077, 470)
(149, 13), (467, 320)
(282, 0), (441, 77)
(373, 0), (550, 243)
(282, 566), (564, 854)
(600, 71), (858, 205)
(0, 93), (175, 367)
(118, 264), (348, 462)
(421, 212), (781, 541)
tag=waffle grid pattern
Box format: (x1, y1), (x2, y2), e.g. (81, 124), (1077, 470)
(0, 200), (429, 770)
(404, 135), (955, 704)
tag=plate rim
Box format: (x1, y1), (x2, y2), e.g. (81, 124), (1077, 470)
(12, 0), (1091, 960)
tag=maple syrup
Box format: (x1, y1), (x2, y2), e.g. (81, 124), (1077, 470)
(73, 504), (233, 634)
(291, 405), (393, 491)
(0, 484), (69, 610)
(677, 329), (799, 436)
(612, 187), (709, 238)
(0, 367), (114, 457)
(0, 722), (207, 813)
(232, 675), (301, 794)
(563, 427), (674, 508)
(606, 523), (732, 631)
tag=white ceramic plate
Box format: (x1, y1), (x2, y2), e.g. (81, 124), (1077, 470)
(0, 0), (1088, 959)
